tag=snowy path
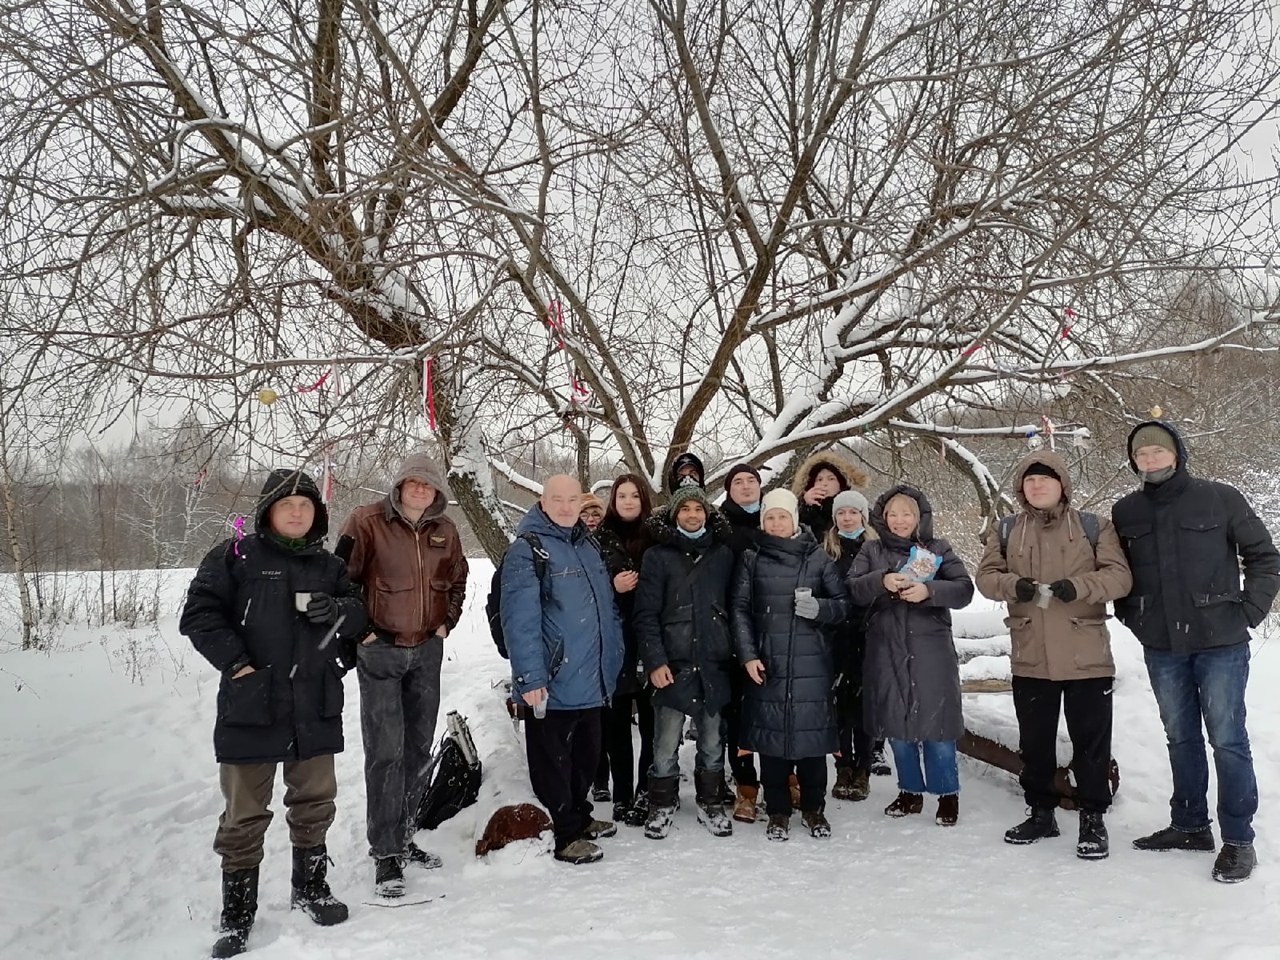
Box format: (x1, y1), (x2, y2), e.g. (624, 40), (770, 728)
(2, 578), (1279, 960)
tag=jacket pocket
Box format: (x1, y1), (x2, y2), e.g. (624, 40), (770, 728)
(1069, 617), (1113, 670)
(1116, 522), (1156, 569)
(1192, 591), (1247, 642)
(1114, 593), (1152, 628)
(428, 578), (452, 629)
(320, 660), (345, 718)
(373, 576), (417, 634)
(1003, 615), (1038, 671)
(218, 666), (273, 727)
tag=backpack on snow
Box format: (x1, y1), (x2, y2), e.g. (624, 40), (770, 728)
(485, 532), (553, 659)
(998, 511), (1100, 559)
(415, 710), (482, 830)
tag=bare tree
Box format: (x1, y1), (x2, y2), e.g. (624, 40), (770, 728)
(1, 0), (1277, 560)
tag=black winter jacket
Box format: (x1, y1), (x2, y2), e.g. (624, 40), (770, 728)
(1112, 421), (1280, 654)
(831, 533), (872, 714)
(595, 516), (655, 695)
(730, 530), (849, 759)
(848, 486), (972, 743)
(633, 525), (736, 714)
(720, 499), (764, 555)
(180, 470), (368, 764)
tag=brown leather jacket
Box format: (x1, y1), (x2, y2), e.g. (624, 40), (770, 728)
(975, 450), (1133, 681)
(338, 490), (468, 648)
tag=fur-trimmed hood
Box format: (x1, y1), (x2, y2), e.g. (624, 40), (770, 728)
(790, 450), (869, 496)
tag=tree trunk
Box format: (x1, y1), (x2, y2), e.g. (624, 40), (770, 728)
(0, 414), (37, 649)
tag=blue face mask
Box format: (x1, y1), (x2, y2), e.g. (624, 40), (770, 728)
(677, 526), (707, 539)
(740, 501), (761, 514)
(838, 527), (864, 540)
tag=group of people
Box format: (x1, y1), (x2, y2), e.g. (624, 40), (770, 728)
(500, 421), (1278, 887)
(178, 419), (1279, 957)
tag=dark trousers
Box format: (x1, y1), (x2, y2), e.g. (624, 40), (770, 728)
(759, 754), (827, 815)
(835, 639), (873, 770)
(603, 689), (654, 806)
(214, 756), (336, 871)
(594, 710), (611, 790)
(1012, 675), (1113, 813)
(724, 670), (758, 787)
(525, 707), (603, 849)
(357, 637), (444, 859)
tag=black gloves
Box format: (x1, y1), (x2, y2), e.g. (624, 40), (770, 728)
(305, 592), (339, 625)
(1049, 579), (1077, 603)
(1014, 578), (1037, 603)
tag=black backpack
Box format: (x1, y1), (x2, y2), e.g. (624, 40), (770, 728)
(999, 510), (1100, 558)
(485, 533), (553, 659)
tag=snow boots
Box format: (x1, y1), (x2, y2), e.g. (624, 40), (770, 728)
(290, 845), (348, 926)
(1005, 807), (1060, 844)
(623, 789), (649, 827)
(832, 766), (870, 802)
(801, 809), (832, 839)
(884, 791), (923, 817)
(765, 813), (790, 841)
(1212, 843), (1256, 883)
(554, 838), (604, 864)
(211, 867), (258, 959)
(584, 818), (618, 840)
(644, 775), (679, 840)
(694, 770), (733, 837)
(374, 855), (406, 899)
(1076, 811), (1109, 860)
(732, 784), (759, 823)
(407, 840), (443, 870)
(869, 742), (891, 776)
(1132, 824), (1216, 852)
(935, 794), (959, 826)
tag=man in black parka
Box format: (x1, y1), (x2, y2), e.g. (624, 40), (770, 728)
(1112, 421), (1279, 883)
(181, 469), (367, 957)
(633, 485), (737, 839)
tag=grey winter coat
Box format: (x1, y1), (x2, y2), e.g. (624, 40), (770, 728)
(729, 530), (849, 759)
(848, 486), (973, 743)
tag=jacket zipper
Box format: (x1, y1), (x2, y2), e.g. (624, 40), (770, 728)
(414, 529), (426, 638)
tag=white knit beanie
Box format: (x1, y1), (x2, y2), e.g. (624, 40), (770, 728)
(760, 488), (799, 533)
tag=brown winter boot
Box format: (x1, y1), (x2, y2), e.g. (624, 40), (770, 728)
(884, 791), (924, 817)
(788, 774), (801, 809)
(732, 785), (759, 824)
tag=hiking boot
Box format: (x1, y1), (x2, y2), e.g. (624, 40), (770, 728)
(884, 791), (924, 817)
(869, 743), (891, 776)
(623, 790), (649, 827)
(612, 801), (630, 821)
(832, 767), (870, 802)
(802, 810), (832, 839)
(1005, 808), (1060, 845)
(1077, 811), (1109, 860)
(1132, 825), (1216, 852)
(1212, 843), (1256, 883)
(645, 804), (676, 839)
(290, 845), (348, 926)
(373, 856), (405, 899)
(584, 818), (617, 840)
(592, 785), (612, 803)
(788, 773), (801, 809)
(935, 794), (959, 827)
(211, 867), (258, 959)
(644, 775), (679, 839)
(694, 770), (733, 837)
(732, 785), (759, 823)
(765, 813), (790, 841)
(554, 838), (604, 864)
(406, 840), (443, 869)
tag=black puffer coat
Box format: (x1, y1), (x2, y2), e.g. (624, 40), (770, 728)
(180, 470), (368, 765)
(831, 533), (872, 716)
(730, 530), (849, 759)
(848, 486), (972, 743)
(720, 498), (763, 555)
(595, 515), (655, 695)
(633, 524), (736, 713)
(1112, 421), (1280, 654)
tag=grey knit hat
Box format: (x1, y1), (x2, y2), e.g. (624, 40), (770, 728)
(670, 485), (711, 514)
(1130, 424), (1178, 460)
(831, 489), (869, 516)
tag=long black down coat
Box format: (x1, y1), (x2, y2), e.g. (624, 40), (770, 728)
(180, 470), (368, 764)
(848, 485), (973, 743)
(632, 523), (736, 714)
(730, 530), (849, 759)
(1112, 421), (1280, 654)
(595, 515), (655, 696)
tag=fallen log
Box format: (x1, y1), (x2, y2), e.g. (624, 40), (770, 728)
(958, 728), (1120, 811)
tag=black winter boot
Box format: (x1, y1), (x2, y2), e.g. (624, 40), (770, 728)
(212, 867), (258, 959)
(1005, 807), (1060, 845)
(290, 845), (349, 926)
(644, 775), (679, 840)
(694, 769), (733, 837)
(1076, 811), (1109, 860)
(374, 856), (405, 899)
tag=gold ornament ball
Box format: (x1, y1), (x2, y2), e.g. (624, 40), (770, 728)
(1149, 405), (1163, 419)
(258, 388), (278, 406)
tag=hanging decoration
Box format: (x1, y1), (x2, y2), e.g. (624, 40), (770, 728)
(231, 516), (246, 557)
(297, 370), (331, 393)
(423, 356), (437, 432)
(257, 388), (278, 406)
(319, 445), (335, 504)
(546, 300), (591, 403)
(1061, 307), (1076, 339)
(1149, 405), (1164, 419)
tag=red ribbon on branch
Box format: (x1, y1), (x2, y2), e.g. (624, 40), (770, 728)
(1061, 307), (1075, 339)
(424, 357), (437, 431)
(297, 370), (331, 393)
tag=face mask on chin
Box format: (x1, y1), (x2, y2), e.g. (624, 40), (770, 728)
(838, 527), (864, 540)
(1140, 465), (1176, 484)
(677, 525), (707, 539)
(740, 501), (761, 514)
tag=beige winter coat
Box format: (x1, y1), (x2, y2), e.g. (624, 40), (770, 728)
(975, 451), (1133, 680)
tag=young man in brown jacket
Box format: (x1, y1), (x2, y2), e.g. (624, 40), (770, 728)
(336, 452), (468, 898)
(976, 450), (1133, 860)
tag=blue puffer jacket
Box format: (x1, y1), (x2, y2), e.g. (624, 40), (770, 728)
(502, 504), (624, 710)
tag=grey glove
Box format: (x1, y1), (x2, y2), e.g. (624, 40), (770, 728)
(795, 595), (821, 620)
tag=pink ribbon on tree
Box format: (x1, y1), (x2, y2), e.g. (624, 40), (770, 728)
(232, 516), (246, 556)
(297, 370), (331, 393)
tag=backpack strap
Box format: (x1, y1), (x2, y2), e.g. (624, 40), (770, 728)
(998, 514), (1017, 560)
(516, 533), (554, 604)
(1000, 511), (1100, 558)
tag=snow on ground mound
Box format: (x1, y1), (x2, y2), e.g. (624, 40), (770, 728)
(2, 570), (1279, 959)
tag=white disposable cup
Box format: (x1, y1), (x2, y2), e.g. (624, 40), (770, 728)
(795, 587), (813, 601)
(295, 592), (312, 613)
(533, 699), (548, 719)
(1036, 583), (1052, 609)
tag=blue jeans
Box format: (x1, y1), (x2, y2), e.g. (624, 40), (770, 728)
(1144, 643), (1257, 845)
(889, 739), (959, 796)
(651, 705), (724, 779)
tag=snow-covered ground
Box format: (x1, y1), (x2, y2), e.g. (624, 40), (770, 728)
(2, 567), (1279, 960)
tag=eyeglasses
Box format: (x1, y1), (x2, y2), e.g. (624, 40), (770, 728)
(403, 479), (434, 490)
